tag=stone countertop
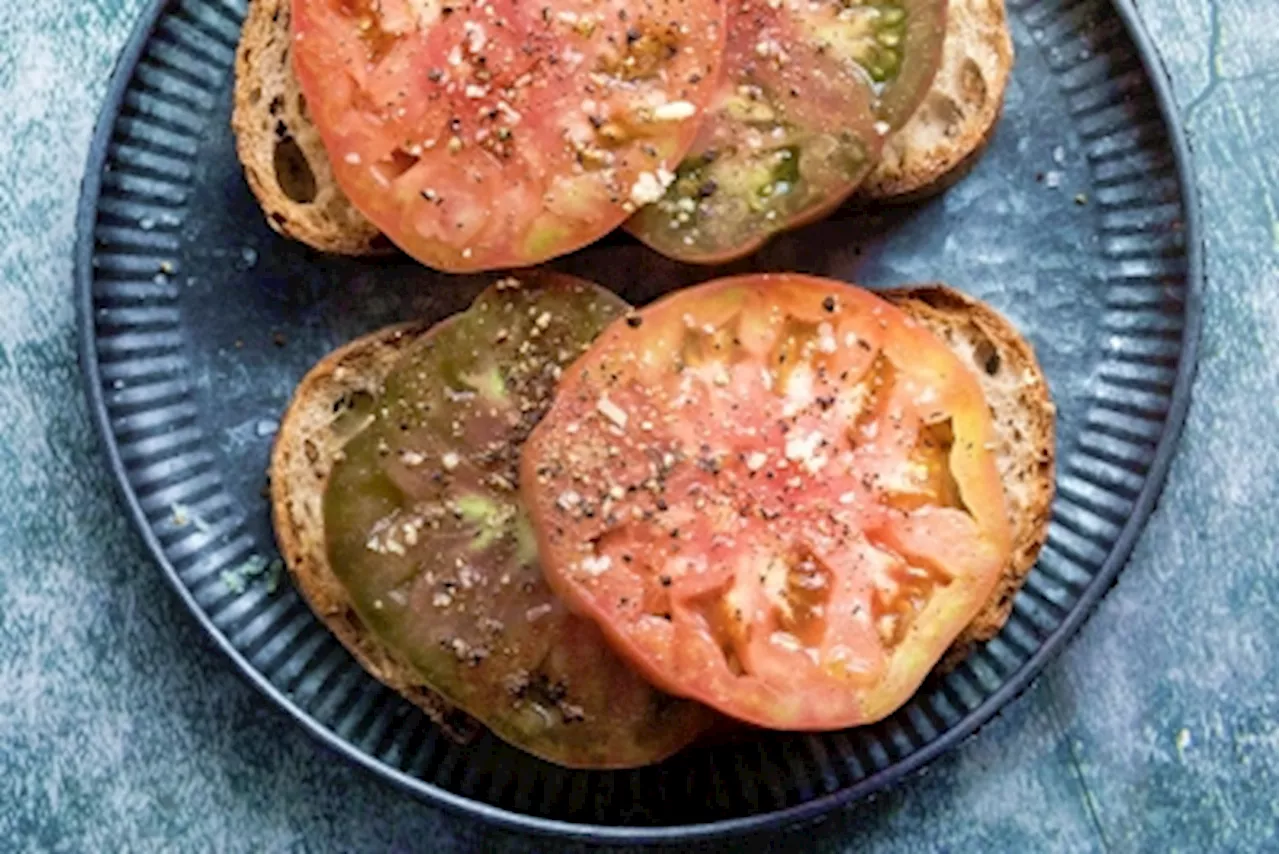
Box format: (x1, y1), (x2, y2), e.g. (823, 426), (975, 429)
(0, 0), (1275, 850)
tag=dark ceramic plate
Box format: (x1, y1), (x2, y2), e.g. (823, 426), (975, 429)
(76, 0), (1201, 842)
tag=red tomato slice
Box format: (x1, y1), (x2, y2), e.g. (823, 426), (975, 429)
(625, 0), (946, 263)
(521, 275), (1011, 730)
(291, 0), (727, 271)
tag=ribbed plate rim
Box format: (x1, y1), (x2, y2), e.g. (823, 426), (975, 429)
(74, 0), (1204, 842)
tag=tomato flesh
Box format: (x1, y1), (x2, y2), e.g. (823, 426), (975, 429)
(522, 275), (1011, 730)
(292, 0), (727, 271)
(626, 0), (946, 263)
(324, 272), (713, 767)
(865, 0), (949, 130)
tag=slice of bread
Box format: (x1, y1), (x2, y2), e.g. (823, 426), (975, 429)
(270, 320), (478, 741)
(232, 0), (388, 255)
(885, 285), (1055, 659)
(858, 0), (1014, 202)
(232, 0), (1013, 252)
(270, 284), (1053, 734)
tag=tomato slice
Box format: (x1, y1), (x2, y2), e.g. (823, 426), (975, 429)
(291, 0), (727, 272)
(522, 275), (1011, 730)
(868, 0), (948, 130)
(625, 0), (946, 264)
(324, 272), (714, 767)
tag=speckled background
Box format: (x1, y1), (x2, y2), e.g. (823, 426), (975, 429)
(0, 0), (1276, 850)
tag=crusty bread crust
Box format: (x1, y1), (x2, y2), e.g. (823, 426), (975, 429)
(859, 0), (1014, 202)
(269, 322), (477, 741)
(232, 0), (388, 255)
(885, 285), (1055, 660)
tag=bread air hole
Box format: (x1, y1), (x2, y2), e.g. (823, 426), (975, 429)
(330, 389), (376, 442)
(273, 135), (318, 204)
(972, 334), (1001, 375)
(959, 58), (988, 110)
(924, 92), (965, 136)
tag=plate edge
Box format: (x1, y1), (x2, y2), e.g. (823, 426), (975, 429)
(70, 0), (1207, 843)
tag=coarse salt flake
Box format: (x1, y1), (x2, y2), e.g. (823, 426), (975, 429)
(579, 554), (612, 576)
(652, 100), (697, 121)
(497, 101), (522, 123)
(817, 322), (837, 353)
(596, 395), (628, 428)
(785, 430), (824, 463)
(463, 20), (485, 52)
(628, 169), (674, 206)
(769, 631), (803, 652)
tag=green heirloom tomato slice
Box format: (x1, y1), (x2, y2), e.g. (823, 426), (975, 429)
(625, 0), (947, 264)
(861, 0), (948, 130)
(291, 0), (727, 272)
(324, 271), (714, 768)
(522, 275), (1012, 730)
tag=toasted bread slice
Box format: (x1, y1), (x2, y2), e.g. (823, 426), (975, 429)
(232, 0), (1012, 250)
(859, 0), (1014, 202)
(270, 321), (477, 740)
(885, 285), (1055, 659)
(232, 0), (387, 255)
(270, 285), (1053, 727)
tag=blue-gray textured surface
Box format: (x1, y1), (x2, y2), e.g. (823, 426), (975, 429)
(0, 0), (1276, 851)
